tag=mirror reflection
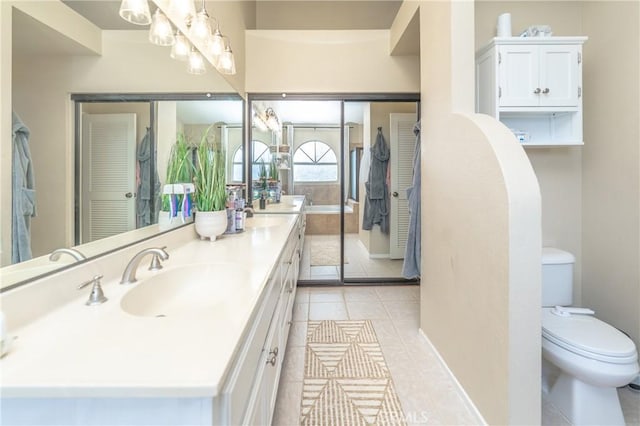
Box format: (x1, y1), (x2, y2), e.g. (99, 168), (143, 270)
(2, 96), (243, 291)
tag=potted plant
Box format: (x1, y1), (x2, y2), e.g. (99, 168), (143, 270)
(159, 133), (192, 227)
(268, 158), (282, 202)
(193, 126), (228, 241)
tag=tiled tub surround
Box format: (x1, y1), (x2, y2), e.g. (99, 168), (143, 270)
(0, 214), (301, 425)
(305, 200), (359, 235)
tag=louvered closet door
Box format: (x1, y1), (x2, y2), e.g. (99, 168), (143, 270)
(81, 113), (137, 243)
(389, 113), (416, 259)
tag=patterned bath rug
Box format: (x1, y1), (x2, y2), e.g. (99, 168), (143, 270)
(300, 320), (406, 425)
(309, 239), (349, 266)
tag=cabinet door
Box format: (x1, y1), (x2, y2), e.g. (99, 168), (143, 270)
(499, 45), (539, 107)
(538, 44), (580, 107)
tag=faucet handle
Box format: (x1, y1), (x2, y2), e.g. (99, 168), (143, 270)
(78, 275), (107, 306)
(149, 246), (168, 271)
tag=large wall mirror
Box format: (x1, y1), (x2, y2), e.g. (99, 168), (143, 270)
(2, 94), (244, 291)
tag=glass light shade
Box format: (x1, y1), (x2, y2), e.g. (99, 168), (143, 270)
(253, 112), (269, 132)
(209, 27), (225, 57)
(187, 49), (206, 74)
(265, 108), (280, 132)
(217, 47), (236, 75)
(170, 32), (190, 61)
(189, 10), (211, 43)
(149, 9), (175, 46)
(169, 0), (196, 23)
(119, 0), (151, 25)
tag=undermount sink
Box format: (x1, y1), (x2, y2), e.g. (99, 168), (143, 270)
(246, 216), (290, 229)
(120, 264), (249, 318)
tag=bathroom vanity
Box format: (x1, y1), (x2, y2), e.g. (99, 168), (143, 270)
(0, 212), (305, 425)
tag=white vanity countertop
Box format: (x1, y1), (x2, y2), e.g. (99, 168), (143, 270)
(254, 195), (305, 214)
(0, 214), (298, 398)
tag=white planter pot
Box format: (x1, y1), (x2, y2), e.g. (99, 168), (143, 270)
(194, 210), (227, 241)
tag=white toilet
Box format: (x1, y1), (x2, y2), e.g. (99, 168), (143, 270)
(541, 247), (639, 426)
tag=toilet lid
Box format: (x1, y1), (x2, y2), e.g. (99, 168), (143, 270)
(542, 308), (637, 362)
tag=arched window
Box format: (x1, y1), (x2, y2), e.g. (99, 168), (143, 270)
(232, 140), (271, 182)
(293, 140), (338, 182)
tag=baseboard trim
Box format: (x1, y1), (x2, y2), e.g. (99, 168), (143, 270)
(418, 328), (488, 425)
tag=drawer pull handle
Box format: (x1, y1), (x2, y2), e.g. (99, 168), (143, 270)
(533, 88), (541, 94)
(267, 347), (279, 366)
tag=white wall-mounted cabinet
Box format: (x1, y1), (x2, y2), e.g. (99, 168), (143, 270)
(476, 37), (587, 147)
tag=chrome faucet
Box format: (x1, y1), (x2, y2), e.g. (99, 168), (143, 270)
(120, 247), (169, 285)
(49, 248), (86, 262)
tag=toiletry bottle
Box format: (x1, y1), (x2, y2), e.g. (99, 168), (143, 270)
(226, 208), (236, 233)
(259, 193), (266, 210)
(235, 209), (244, 231)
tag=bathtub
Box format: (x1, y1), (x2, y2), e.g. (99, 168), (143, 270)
(306, 204), (353, 214)
(305, 203), (358, 235)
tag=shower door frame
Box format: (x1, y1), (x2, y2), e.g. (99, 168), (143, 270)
(246, 93), (420, 286)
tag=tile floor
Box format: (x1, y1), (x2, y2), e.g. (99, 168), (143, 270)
(273, 285), (640, 426)
(298, 234), (405, 281)
(273, 286), (482, 425)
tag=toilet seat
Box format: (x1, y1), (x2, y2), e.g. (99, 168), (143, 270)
(542, 308), (638, 364)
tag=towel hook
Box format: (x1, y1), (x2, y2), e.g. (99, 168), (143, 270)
(377, 126), (382, 132)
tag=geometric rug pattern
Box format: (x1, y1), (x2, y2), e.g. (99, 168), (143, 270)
(301, 320), (407, 425)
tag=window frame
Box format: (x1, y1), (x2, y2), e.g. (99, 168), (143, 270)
(292, 140), (339, 183)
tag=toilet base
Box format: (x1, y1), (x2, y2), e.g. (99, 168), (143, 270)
(549, 373), (625, 426)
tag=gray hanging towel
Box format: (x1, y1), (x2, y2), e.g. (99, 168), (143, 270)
(136, 128), (161, 227)
(12, 112), (36, 263)
(362, 127), (390, 234)
(402, 120), (421, 279)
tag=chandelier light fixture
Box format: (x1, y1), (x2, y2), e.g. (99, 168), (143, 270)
(209, 24), (225, 58)
(169, 0), (196, 24)
(170, 30), (190, 61)
(118, 0), (237, 75)
(189, 0), (212, 45)
(217, 37), (236, 75)
(187, 47), (207, 75)
(149, 9), (175, 46)
(119, 0), (152, 25)
(253, 106), (281, 133)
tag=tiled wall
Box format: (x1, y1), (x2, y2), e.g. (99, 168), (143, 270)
(293, 184), (340, 205)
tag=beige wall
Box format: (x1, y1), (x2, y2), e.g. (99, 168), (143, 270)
(476, 1), (640, 350)
(422, 2), (541, 424)
(582, 1), (640, 347)
(245, 30), (420, 93)
(476, 1), (585, 302)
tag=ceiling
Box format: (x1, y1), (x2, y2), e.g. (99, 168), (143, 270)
(61, 0), (141, 30)
(61, 0), (401, 30)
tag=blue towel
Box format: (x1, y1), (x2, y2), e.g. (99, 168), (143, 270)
(362, 128), (390, 234)
(402, 121), (421, 279)
(136, 128), (161, 227)
(12, 112), (36, 263)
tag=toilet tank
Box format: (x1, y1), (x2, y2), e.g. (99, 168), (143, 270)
(541, 247), (575, 307)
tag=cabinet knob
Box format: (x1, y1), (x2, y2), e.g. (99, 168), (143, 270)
(542, 88), (550, 94)
(533, 88), (541, 94)
(266, 347), (279, 366)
